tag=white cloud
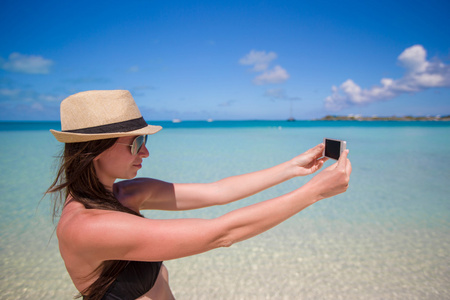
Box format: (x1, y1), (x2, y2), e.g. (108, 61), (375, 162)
(1, 52), (53, 74)
(0, 88), (20, 97)
(31, 102), (44, 111)
(240, 50), (290, 85)
(264, 88), (287, 99)
(398, 45), (429, 73)
(254, 65), (290, 85)
(239, 50), (277, 72)
(38, 94), (59, 102)
(219, 100), (236, 107)
(127, 65), (139, 73)
(264, 88), (301, 102)
(325, 45), (450, 110)
(0, 87), (60, 104)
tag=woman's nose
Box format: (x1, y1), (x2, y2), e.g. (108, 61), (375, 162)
(139, 144), (150, 158)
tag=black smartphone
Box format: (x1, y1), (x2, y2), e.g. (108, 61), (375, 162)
(323, 138), (347, 160)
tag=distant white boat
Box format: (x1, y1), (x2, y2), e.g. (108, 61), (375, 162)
(172, 119), (181, 123)
(207, 118), (213, 122)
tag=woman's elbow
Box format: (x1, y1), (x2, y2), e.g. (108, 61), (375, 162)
(209, 227), (236, 249)
(217, 237), (234, 248)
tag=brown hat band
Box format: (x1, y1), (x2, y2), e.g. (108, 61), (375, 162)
(64, 117), (148, 134)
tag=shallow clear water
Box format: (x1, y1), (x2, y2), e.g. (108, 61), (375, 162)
(1, 121), (449, 299)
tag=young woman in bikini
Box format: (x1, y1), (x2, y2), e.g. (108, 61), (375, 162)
(47, 90), (351, 300)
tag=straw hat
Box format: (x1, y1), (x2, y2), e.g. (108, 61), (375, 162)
(50, 90), (162, 143)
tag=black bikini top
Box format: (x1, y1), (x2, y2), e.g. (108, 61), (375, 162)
(101, 261), (162, 300)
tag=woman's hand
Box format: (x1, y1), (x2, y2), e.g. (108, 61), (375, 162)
(304, 149), (352, 201)
(290, 143), (328, 177)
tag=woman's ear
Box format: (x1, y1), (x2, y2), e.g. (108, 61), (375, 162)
(93, 152), (103, 161)
(93, 149), (107, 161)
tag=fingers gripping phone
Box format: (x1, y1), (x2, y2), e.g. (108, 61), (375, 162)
(323, 138), (347, 160)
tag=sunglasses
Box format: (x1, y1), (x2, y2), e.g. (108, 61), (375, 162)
(117, 135), (148, 155)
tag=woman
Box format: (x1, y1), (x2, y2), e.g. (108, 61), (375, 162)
(47, 90), (351, 300)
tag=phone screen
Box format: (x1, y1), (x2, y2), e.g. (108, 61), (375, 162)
(324, 139), (342, 160)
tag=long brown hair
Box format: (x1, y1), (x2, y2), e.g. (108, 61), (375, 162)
(46, 138), (143, 300)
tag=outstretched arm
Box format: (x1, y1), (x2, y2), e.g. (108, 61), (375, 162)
(173, 143), (328, 209)
(118, 143), (328, 211)
(218, 149), (351, 245)
(65, 150), (351, 263)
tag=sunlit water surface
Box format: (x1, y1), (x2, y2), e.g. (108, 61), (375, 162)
(1, 121), (449, 299)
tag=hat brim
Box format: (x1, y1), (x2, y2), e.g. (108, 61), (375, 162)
(50, 125), (162, 143)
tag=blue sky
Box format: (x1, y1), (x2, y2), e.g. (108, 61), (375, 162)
(1, 0), (449, 121)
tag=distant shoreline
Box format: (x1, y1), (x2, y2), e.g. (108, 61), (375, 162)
(1, 116), (450, 123)
(316, 115), (450, 121)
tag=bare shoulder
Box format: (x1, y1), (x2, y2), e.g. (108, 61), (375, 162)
(57, 200), (148, 261)
(114, 178), (175, 211)
(56, 198), (223, 263)
(56, 201), (156, 287)
(57, 201), (116, 251)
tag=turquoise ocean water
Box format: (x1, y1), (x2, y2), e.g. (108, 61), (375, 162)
(0, 121), (449, 299)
